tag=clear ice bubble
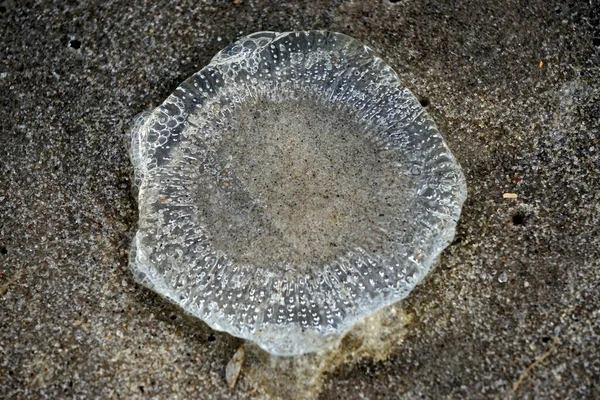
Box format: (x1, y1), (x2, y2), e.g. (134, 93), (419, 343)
(128, 31), (467, 356)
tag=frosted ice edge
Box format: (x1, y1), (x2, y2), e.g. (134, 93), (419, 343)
(128, 30), (467, 356)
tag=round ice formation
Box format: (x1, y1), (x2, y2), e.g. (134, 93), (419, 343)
(129, 31), (467, 356)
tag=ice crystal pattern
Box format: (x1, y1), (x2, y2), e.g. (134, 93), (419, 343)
(129, 31), (467, 355)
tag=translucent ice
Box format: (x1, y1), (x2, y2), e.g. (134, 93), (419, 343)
(128, 31), (467, 356)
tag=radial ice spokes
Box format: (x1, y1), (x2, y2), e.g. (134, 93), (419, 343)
(128, 31), (467, 356)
